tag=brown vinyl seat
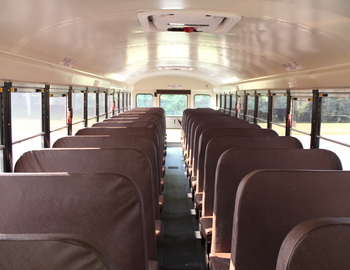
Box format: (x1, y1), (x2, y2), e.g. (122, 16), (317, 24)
(76, 127), (165, 177)
(209, 148), (342, 270)
(14, 148), (158, 264)
(185, 114), (243, 165)
(53, 135), (163, 212)
(201, 137), (302, 217)
(186, 119), (251, 171)
(91, 120), (165, 156)
(0, 233), (117, 270)
(189, 122), (261, 180)
(0, 172), (149, 270)
(53, 135), (164, 245)
(276, 218), (350, 270)
(226, 170), (350, 270)
(193, 128), (278, 200)
(182, 110), (228, 157)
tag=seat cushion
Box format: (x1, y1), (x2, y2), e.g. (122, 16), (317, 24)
(194, 193), (203, 211)
(209, 253), (230, 270)
(200, 216), (213, 242)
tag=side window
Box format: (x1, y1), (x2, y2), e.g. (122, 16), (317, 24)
(136, 94), (153, 108)
(194, 94), (211, 108)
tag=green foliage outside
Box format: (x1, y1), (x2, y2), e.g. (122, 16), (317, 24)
(322, 97), (350, 123)
(136, 94), (153, 107)
(194, 94), (211, 108)
(160, 94), (187, 116)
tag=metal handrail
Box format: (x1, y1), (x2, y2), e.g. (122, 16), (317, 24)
(318, 135), (350, 148)
(12, 132), (45, 145)
(290, 128), (311, 136)
(50, 125), (68, 133)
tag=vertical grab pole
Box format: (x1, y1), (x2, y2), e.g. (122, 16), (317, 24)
(311, 89), (322, 149)
(41, 84), (50, 148)
(267, 91), (273, 129)
(96, 89), (99, 122)
(83, 88), (88, 127)
(105, 90), (108, 118)
(67, 86), (73, 135)
(254, 91), (259, 124)
(2, 82), (13, 172)
(285, 90), (292, 136)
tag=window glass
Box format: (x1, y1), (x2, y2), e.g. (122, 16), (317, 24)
(220, 95), (225, 109)
(160, 94), (187, 116)
(99, 92), (105, 117)
(320, 96), (350, 145)
(88, 92), (96, 120)
(237, 96), (244, 119)
(258, 95), (268, 122)
(231, 94), (237, 111)
(194, 94), (211, 108)
(290, 97), (312, 149)
(291, 98), (312, 135)
(225, 95), (231, 110)
(272, 95), (287, 135)
(319, 95), (350, 168)
(119, 93), (124, 111)
(50, 96), (66, 131)
(72, 123), (86, 135)
(108, 93), (114, 117)
(246, 94), (255, 123)
(136, 94), (153, 107)
(72, 92), (84, 123)
(12, 92), (42, 167)
(12, 92), (41, 142)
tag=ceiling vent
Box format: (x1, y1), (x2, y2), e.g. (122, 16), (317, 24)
(138, 10), (242, 34)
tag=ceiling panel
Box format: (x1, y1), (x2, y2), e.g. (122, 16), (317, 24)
(0, 0), (350, 86)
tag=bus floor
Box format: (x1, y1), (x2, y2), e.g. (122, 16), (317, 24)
(157, 147), (206, 270)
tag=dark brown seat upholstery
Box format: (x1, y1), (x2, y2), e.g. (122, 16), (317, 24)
(0, 233), (117, 270)
(185, 115), (244, 163)
(53, 136), (162, 212)
(14, 148), (158, 263)
(0, 172), (148, 270)
(202, 137), (302, 216)
(194, 128), (279, 200)
(190, 123), (263, 180)
(228, 170), (350, 270)
(76, 127), (165, 176)
(91, 120), (164, 156)
(209, 148), (342, 270)
(53, 135), (163, 245)
(187, 119), (251, 170)
(276, 218), (350, 270)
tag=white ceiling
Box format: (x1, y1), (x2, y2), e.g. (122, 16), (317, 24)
(1, 0), (350, 87)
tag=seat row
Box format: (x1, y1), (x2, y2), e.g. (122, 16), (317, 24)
(181, 108), (350, 270)
(0, 107), (166, 270)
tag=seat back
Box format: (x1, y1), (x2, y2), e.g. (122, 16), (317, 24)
(196, 128), (278, 192)
(276, 218), (350, 270)
(188, 120), (256, 169)
(15, 148), (157, 261)
(202, 136), (303, 216)
(53, 135), (161, 217)
(230, 170), (350, 270)
(75, 127), (163, 172)
(0, 172), (147, 270)
(212, 148), (342, 254)
(0, 233), (117, 270)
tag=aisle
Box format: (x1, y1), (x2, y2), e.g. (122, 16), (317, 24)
(157, 147), (206, 270)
